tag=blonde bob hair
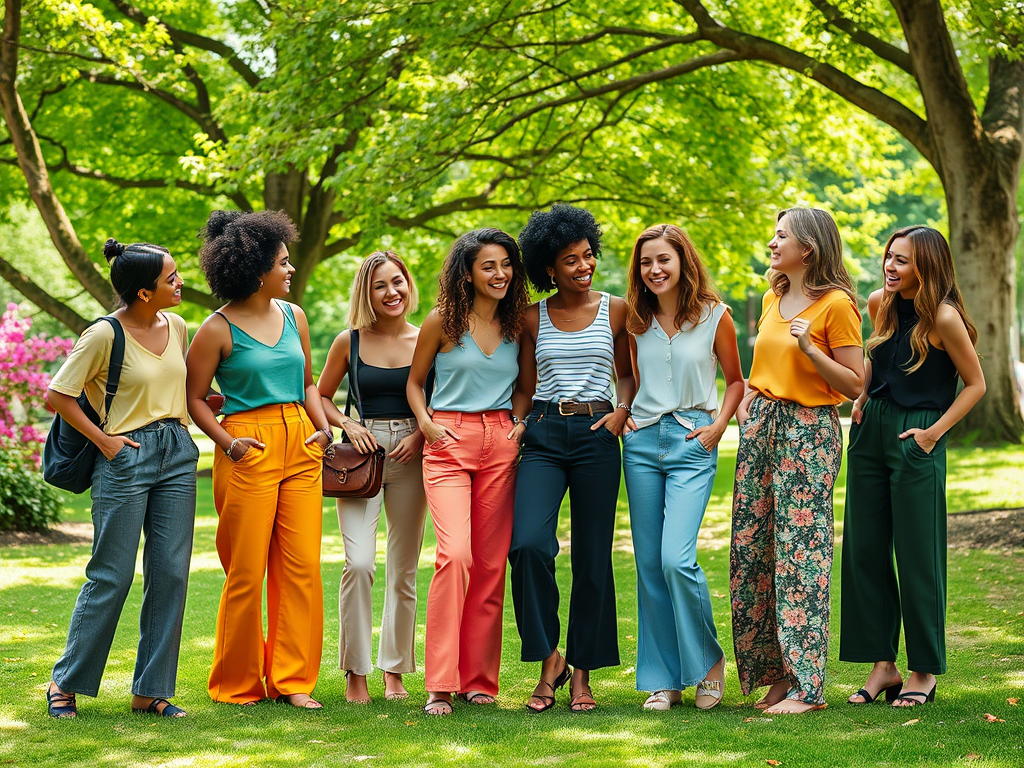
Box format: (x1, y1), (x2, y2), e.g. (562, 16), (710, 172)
(348, 250), (418, 330)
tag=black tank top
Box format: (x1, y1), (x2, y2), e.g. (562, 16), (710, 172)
(867, 294), (958, 410)
(354, 361), (415, 419)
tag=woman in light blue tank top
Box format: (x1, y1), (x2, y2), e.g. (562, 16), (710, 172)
(507, 204), (636, 713)
(407, 228), (529, 716)
(186, 210), (334, 710)
(622, 224), (744, 712)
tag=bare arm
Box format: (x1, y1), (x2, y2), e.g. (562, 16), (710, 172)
(185, 314), (262, 461)
(852, 289), (883, 424)
(44, 389), (139, 460)
(593, 297), (637, 436)
(508, 305), (539, 442)
(901, 304), (986, 451)
(316, 329), (378, 453)
(407, 311), (456, 445)
(689, 310), (745, 450)
(292, 304), (332, 449)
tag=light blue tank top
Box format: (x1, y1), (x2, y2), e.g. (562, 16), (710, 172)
(214, 301), (306, 415)
(430, 333), (519, 412)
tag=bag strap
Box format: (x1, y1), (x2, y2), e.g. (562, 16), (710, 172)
(344, 329), (365, 423)
(95, 316), (126, 428)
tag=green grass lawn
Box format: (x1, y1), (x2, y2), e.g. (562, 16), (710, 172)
(1, 428), (1022, 767)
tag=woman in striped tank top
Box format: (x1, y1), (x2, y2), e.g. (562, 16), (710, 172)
(507, 204), (636, 713)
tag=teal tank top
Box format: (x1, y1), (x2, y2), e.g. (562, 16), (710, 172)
(430, 334), (519, 412)
(214, 301), (306, 415)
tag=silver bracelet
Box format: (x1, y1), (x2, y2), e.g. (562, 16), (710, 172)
(225, 437), (241, 462)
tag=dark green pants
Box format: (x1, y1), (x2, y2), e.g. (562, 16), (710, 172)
(840, 397), (947, 675)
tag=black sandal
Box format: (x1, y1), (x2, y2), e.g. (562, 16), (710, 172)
(526, 662), (571, 713)
(132, 698), (186, 717)
(47, 684), (77, 719)
(891, 684), (936, 707)
(849, 683), (902, 704)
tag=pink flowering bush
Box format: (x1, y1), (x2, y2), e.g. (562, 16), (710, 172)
(0, 303), (74, 531)
(0, 302), (74, 456)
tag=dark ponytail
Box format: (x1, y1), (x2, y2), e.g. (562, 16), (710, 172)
(105, 238), (170, 307)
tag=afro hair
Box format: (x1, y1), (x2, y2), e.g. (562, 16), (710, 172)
(517, 204), (602, 292)
(199, 210), (298, 301)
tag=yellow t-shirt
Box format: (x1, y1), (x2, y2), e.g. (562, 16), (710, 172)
(748, 289), (863, 407)
(49, 313), (190, 435)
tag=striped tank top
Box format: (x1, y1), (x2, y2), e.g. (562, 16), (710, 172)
(534, 292), (615, 403)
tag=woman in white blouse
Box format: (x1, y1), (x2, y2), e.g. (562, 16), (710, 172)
(622, 224), (744, 710)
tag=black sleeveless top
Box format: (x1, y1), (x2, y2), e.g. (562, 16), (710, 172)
(867, 294), (958, 411)
(354, 361), (415, 419)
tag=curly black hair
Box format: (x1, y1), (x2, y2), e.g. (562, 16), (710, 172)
(517, 204), (603, 292)
(436, 228), (529, 344)
(198, 210), (298, 301)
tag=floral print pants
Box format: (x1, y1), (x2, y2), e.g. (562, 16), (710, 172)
(730, 395), (841, 705)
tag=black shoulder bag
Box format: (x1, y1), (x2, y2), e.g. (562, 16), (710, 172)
(322, 329), (386, 498)
(43, 317), (126, 493)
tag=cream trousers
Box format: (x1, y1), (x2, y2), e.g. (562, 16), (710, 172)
(337, 418), (427, 676)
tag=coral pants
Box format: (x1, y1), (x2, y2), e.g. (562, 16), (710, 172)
(421, 410), (519, 695)
(209, 403), (324, 703)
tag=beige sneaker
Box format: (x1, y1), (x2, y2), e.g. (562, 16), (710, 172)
(643, 690), (682, 711)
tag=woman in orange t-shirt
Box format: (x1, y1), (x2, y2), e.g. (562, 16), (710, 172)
(730, 207), (864, 714)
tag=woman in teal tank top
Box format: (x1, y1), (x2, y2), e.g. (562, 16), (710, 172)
(186, 210), (334, 709)
(407, 228), (530, 716)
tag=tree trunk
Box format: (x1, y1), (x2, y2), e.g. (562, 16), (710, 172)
(945, 162), (1024, 443)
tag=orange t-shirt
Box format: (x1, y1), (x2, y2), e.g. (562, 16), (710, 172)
(748, 288), (863, 406)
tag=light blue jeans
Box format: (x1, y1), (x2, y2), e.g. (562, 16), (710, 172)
(52, 419), (198, 698)
(623, 411), (723, 691)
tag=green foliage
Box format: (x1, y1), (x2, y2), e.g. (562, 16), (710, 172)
(0, 447), (61, 532)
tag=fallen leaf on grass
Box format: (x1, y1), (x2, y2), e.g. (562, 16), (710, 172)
(405, 720), (417, 726)
(744, 717), (757, 722)
(983, 713), (1005, 722)
(766, 761), (781, 766)
(966, 754), (981, 761)
(1007, 698), (1019, 706)
(308, 740), (326, 744)
(901, 718), (921, 726)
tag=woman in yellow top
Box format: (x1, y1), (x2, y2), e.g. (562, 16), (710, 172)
(46, 239), (197, 719)
(730, 207), (865, 714)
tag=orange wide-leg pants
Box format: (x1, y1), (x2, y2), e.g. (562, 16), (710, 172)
(421, 410), (519, 695)
(209, 403), (324, 704)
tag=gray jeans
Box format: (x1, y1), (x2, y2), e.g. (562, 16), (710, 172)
(52, 419), (199, 698)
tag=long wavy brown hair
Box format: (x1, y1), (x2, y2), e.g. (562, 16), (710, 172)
(436, 228), (529, 344)
(866, 226), (978, 372)
(626, 224), (721, 334)
(769, 207), (856, 304)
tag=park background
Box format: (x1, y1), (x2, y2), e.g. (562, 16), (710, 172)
(1, 0), (1022, 765)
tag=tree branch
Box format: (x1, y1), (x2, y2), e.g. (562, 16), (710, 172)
(1, 0), (114, 310)
(108, 0), (262, 87)
(0, 253), (91, 334)
(180, 285), (220, 310)
(807, 0), (913, 74)
(676, 0), (937, 170)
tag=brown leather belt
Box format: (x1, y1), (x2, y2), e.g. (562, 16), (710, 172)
(535, 399), (614, 417)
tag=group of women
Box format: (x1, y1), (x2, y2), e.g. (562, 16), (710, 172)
(43, 203), (984, 721)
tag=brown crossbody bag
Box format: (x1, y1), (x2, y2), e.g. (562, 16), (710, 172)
(322, 329), (386, 498)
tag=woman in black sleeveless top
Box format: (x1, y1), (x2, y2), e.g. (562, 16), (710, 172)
(318, 251), (427, 704)
(840, 226), (985, 708)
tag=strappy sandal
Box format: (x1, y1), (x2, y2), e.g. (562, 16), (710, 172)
(891, 684), (936, 708)
(643, 690), (681, 711)
(695, 679), (724, 710)
(132, 698), (186, 717)
(423, 696), (453, 716)
(849, 682), (902, 704)
(569, 684), (596, 712)
(526, 661), (571, 713)
(457, 692), (495, 705)
(46, 683), (77, 719)
(344, 671), (371, 705)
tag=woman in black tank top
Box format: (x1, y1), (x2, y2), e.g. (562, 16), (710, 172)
(317, 251), (427, 705)
(840, 226), (985, 709)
